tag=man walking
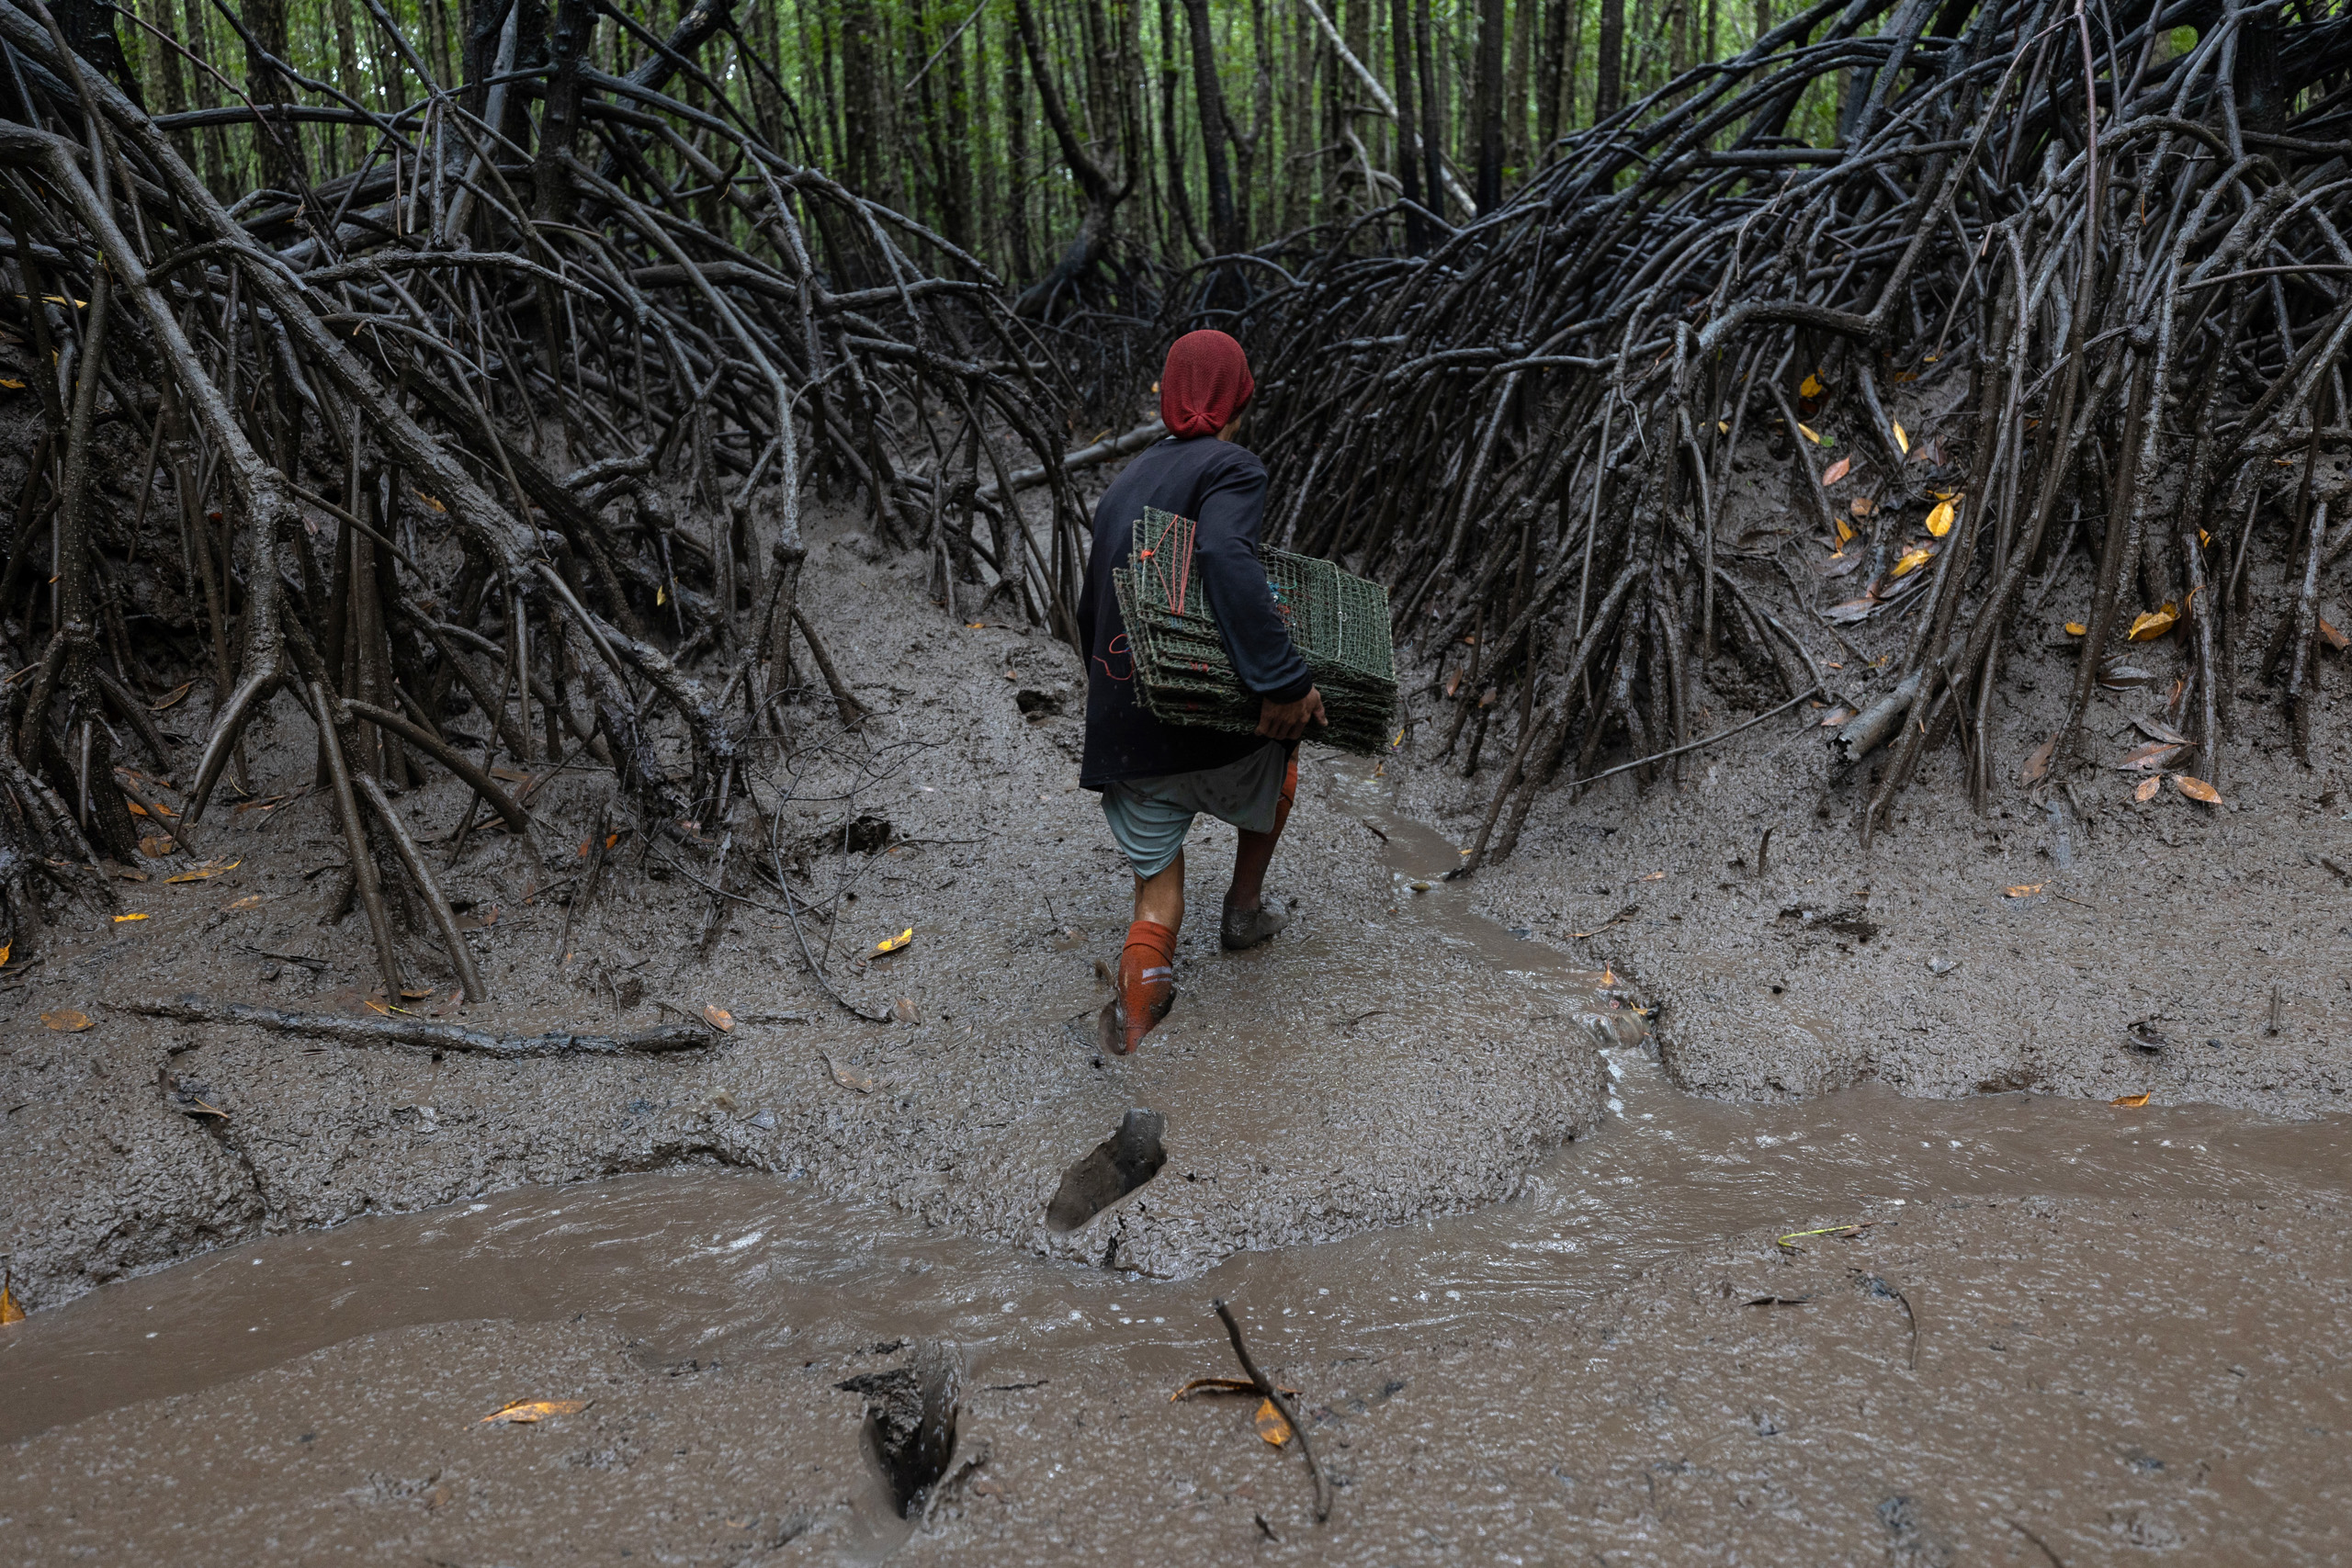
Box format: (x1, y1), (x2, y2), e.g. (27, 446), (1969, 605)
(1075, 331), (1326, 1055)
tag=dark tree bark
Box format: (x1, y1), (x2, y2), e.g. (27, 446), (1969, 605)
(1594, 0), (1626, 121)
(534, 0), (592, 221)
(1159, 0), (1209, 256)
(241, 0), (305, 195)
(1390, 0), (1427, 248)
(1472, 0), (1506, 211)
(1413, 0), (1442, 219)
(1002, 17), (1034, 279)
(1180, 0), (1242, 255)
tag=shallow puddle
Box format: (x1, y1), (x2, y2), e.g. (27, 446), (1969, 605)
(7, 764), (2349, 1450)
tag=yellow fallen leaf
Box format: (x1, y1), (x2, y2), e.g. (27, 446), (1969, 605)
(113, 913), (148, 922)
(1925, 499), (1956, 537)
(222, 895), (263, 910)
(1798, 423), (1824, 445)
(0, 378), (24, 390)
(2022, 738), (2055, 784)
(1717, 420), (1728, 434)
(1254, 1397), (1293, 1446)
(1834, 517), (1855, 545)
(1799, 372), (1823, 399)
(165, 857), (242, 883)
(2126, 604), (2177, 641)
(415, 491), (447, 513)
(1892, 422), (1910, 455)
(702, 1004), (734, 1032)
(876, 928), (914, 954)
(0, 1280), (23, 1324)
(2134, 776), (2161, 802)
(1891, 547), (1934, 578)
(656, 586), (666, 605)
(2174, 774), (2222, 805)
(2064, 622), (2087, 636)
(41, 1010), (92, 1032)
(2004, 884), (2043, 897)
(2110, 1092), (2150, 1108)
(481, 1399), (589, 1424)
(1821, 456), (1851, 486)
(0, 942), (10, 967)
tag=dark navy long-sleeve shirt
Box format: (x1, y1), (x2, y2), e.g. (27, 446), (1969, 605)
(1076, 434), (1314, 789)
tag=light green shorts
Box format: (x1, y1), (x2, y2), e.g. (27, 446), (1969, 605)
(1099, 741), (1290, 879)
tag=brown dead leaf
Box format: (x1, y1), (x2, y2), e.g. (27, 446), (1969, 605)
(2320, 617), (2348, 651)
(148, 682), (194, 712)
(41, 1010), (92, 1032)
(1817, 705), (1858, 728)
(1850, 497), (1872, 517)
(822, 1054), (876, 1093)
(702, 1004), (735, 1032)
(2004, 884), (2044, 898)
(139, 835), (175, 857)
(2110, 1093), (2151, 1108)
(0, 1279), (23, 1325)
(1821, 456), (1852, 486)
(481, 1399), (589, 1424)
(1823, 597), (1878, 624)
(890, 997), (922, 1024)
(2174, 774), (2222, 805)
(2022, 738), (2056, 784)
(1254, 1398), (1293, 1447)
(2134, 776), (2162, 803)
(164, 857), (242, 884)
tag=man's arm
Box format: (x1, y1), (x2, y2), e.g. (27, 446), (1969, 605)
(1193, 455), (1317, 715)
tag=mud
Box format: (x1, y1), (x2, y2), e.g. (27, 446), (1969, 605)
(7, 710), (2352, 1560)
(4, 506), (2349, 1562)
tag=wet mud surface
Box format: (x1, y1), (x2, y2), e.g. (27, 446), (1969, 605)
(5, 524), (2350, 1562)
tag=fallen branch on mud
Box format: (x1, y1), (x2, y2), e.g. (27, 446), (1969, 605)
(1207, 1299), (1334, 1524)
(132, 997), (717, 1057)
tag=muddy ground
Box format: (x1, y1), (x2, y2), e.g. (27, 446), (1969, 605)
(3, 479), (2349, 1562)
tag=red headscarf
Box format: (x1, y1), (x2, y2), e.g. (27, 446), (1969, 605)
(1159, 330), (1255, 439)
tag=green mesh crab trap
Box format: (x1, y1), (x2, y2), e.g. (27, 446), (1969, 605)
(1110, 506), (1396, 755)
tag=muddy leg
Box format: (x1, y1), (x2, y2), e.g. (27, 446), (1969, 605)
(1099, 853), (1183, 1055)
(1222, 755), (1297, 950)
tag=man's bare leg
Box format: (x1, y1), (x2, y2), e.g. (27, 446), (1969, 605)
(1101, 852), (1183, 1055)
(1222, 756), (1297, 950)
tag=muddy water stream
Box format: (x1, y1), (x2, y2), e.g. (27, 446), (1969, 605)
(6, 767), (2349, 1451)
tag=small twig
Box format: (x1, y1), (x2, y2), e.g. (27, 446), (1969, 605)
(1211, 1300), (1333, 1524)
(2007, 1517), (2069, 1567)
(236, 942), (329, 973)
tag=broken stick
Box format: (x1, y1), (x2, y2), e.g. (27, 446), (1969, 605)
(132, 997), (715, 1058)
(1211, 1299), (1334, 1523)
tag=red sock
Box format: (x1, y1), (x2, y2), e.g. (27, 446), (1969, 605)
(1117, 919), (1177, 1051)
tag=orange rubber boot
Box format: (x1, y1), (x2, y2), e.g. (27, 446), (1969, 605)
(1098, 919), (1177, 1055)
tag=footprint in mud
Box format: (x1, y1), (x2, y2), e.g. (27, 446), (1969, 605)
(835, 1340), (961, 1517)
(1045, 1109), (1168, 1232)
